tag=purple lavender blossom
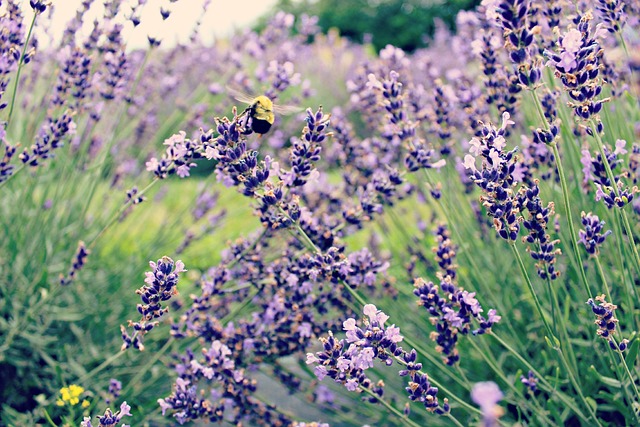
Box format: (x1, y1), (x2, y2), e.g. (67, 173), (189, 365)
(307, 305), (450, 415)
(0, 3), (27, 114)
(596, 0), (626, 33)
(517, 181), (561, 280)
(414, 277), (501, 365)
(587, 294), (629, 351)
(0, 139), (17, 182)
(121, 257), (185, 351)
(433, 224), (458, 282)
(581, 140), (637, 208)
(463, 112), (521, 241)
(19, 112), (77, 167)
(471, 381), (504, 427)
(81, 401), (132, 427)
(146, 131), (201, 179)
(493, 0), (541, 85)
(544, 14), (609, 131)
(105, 378), (122, 405)
(279, 107), (330, 188)
(578, 211), (612, 255)
(59, 241), (90, 286)
(520, 370), (538, 394)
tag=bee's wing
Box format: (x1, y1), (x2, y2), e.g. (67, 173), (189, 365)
(272, 104), (303, 115)
(225, 85), (256, 105)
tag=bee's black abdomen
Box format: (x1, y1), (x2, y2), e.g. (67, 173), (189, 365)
(251, 118), (272, 134)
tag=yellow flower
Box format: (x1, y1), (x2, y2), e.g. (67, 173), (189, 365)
(58, 384), (85, 406)
(81, 399), (90, 408)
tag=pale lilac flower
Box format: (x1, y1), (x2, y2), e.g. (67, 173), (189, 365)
(561, 29), (582, 54)
(614, 139), (627, 156)
(463, 154), (477, 171)
(471, 382), (504, 427)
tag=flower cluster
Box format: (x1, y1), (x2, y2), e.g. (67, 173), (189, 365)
(596, 0), (626, 33)
(0, 139), (17, 182)
(105, 378), (122, 405)
(59, 241), (90, 286)
(121, 256), (185, 351)
(544, 13), (608, 130)
(431, 79), (454, 153)
(494, 0), (541, 86)
(587, 294), (629, 351)
(578, 211), (612, 255)
(158, 342), (296, 426)
(463, 112), (521, 241)
(433, 224), (458, 283)
(145, 131), (201, 179)
(81, 402), (132, 427)
(280, 107), (329, 188)
(0, 3), (27, 116)
(517, 181), (561, 280)
(581, 139), (637, 208)
(367, 71), (445, 173)
(520, 370), (538, 394)
(56, 384), (86, 407)
(307, 305), (450, 414)
(19, 112), (77, 167)
(413, 278), (501, 365)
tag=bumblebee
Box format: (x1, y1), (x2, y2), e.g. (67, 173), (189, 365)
(227, 87), (300, 135)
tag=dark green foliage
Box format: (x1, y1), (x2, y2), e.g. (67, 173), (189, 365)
(258, 0), (481, 52)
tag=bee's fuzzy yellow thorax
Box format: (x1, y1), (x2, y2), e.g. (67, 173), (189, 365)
(254, 96), (274, 111)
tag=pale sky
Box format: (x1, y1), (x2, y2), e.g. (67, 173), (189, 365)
(22, 0), (279, 49)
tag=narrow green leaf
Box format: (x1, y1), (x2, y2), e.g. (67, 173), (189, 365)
(588, 365), (622, 388)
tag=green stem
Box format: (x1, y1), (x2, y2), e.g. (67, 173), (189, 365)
(616, 345), (640, 403)
(446, 413), (466, 427)
(467, 338), (557, 426)
(490, 333), (588, 422)
(588, 119), (640, 278)
(610, 212), (640, 329)
(41, 409), (57, 427)
(5, 12), (38, 129)
(77, 349), (126, 384)
(550, 142), (593, 299)
(86, 178), (159, 250)
(359, 387), (423, 427)
(509, 243), (555, 340)
(530, 89), (592, 300)
(119, 337), (174, 399)
(557, 346), (604, 427)
(617, 32), (639, 105)
(279, 206), (320, 253)
(0, 164), (25, 189)
(79, 49), (153, 221)
(224, 227), (267, 270)
(592, 256), (613, 304)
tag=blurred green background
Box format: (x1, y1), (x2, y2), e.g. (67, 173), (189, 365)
(258, 0), (481, 52)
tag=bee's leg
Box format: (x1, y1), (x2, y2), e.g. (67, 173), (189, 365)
(237, 108), (254, 135)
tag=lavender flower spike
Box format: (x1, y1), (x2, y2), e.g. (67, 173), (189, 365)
(59, 241), (90, 286)
(307, 305), (450, 415)
(578, 212), (612, 256)
(587, 294), (629, 351)
(81, 401), (132, 427)
(121, 256), (185, 351)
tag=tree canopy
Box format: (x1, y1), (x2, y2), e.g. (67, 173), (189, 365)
(258, 0), (481, 52)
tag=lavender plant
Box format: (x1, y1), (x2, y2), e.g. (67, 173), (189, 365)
(2, 1), (640, 426)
